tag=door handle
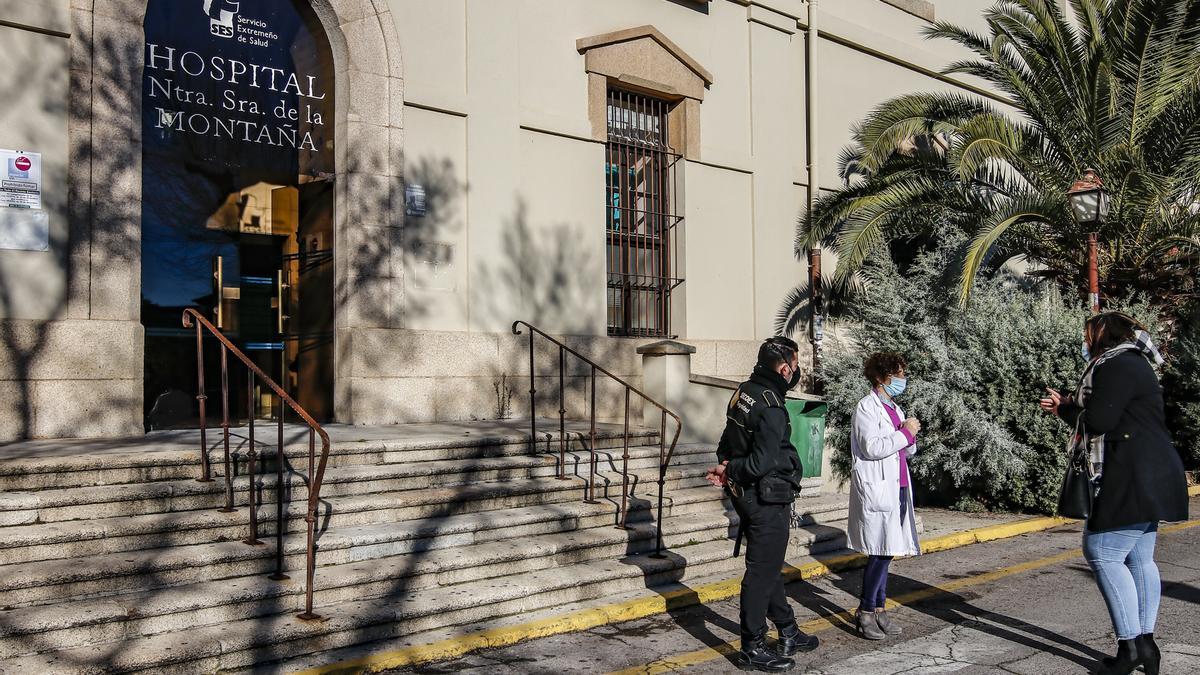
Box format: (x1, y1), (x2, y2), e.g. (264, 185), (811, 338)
(212, 255), (224, 329)
(276, 269), (290, 334)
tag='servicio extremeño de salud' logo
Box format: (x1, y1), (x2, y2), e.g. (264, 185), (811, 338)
(204, 0), (239, 39)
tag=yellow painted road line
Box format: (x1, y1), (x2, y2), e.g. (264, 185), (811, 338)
(608, 518), (1200, 675)
(295, 515), (1077, 675)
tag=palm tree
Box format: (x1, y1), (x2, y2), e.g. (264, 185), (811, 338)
(778, 0), (1200, 336)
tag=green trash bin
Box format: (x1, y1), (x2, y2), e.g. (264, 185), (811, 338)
(785, 399), (828, 479)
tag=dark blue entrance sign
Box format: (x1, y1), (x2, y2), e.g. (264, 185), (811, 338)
(142, 0), (333, 181)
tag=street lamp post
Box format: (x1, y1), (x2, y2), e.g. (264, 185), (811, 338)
(1067, 168), (1110, 314)
(809, 248), (824, 395)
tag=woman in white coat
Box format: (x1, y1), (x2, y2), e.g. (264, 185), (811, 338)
(847, 352), (922, 640)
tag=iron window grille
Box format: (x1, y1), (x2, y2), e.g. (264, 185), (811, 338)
(605, 88), (684, 338)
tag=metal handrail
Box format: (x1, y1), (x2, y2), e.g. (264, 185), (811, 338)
(511, 320), (682, 557)
(181, 308), (331, 620)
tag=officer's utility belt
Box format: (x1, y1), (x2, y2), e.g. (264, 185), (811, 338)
(727, 474), (800, 505)
(727, 474), (802, 558)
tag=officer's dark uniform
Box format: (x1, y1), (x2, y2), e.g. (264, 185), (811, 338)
(717, 361), (811, 667)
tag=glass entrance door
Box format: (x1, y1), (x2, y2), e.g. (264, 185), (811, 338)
(143, 182), (333, 429)
(140, 0), (335, 430)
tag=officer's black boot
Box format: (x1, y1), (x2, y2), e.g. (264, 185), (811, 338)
(736, 634), (795, 672)
(774, 622), (818, 657)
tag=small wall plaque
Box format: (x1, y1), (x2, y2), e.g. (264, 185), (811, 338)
(405, 184), (427, 217)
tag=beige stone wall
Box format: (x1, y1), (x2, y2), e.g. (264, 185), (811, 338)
(0, 0), (1010, 438)
(0, 0), (144, 441)
(386, 0), (999, 347)
(0, 0), (408, 440)
(346, 0), (1002, 426)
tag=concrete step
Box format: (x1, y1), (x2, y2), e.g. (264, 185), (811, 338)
(0, 500), (791, 658)
(0, 461), (729, 583)
(0, 493), (849, 658)
(0, 481), (756, 608)
(0, 421), (660, 492)
(0, 442), (712, 526)
(0, 522), (851, 673)
(280, 535), (867, 675)
(0, 452), (723, 565)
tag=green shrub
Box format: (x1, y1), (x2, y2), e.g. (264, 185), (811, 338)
(1162, 307), (1200, 468)
(820, 230), (1166, 513)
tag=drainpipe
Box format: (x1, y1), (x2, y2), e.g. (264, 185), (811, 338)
(806, 0), (824, 394)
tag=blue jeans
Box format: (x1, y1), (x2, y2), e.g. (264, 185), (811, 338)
(1082, 522), (1161, 640)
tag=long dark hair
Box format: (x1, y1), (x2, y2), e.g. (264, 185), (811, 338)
(1086, 311), (1146, 354)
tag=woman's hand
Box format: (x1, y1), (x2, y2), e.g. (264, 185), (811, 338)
(903, 417), (921, 435)
(1039, 388), (1063, 416)
(705, 461), (729, 488)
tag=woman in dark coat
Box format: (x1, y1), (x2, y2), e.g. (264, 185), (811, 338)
(1040, 312), (1189, 675)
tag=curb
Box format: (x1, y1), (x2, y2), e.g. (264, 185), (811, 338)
(295, 513), (1078, 675)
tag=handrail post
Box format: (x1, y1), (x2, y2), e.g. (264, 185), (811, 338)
(195, 322), (212, 483)
(512, 321), (683, 544)
(618, 388), (630, 529)
(651, 410), (667, 558)
(218, 346), (235, 513)
(557, 345), (568, 480)
(585, 365), (598, 504)
(270, 387), (289, 580)
(244, 375), (263, 546)
(298, 427), (320, 621)
(528, 330), (537, 454)
(181, 310), (327, 616)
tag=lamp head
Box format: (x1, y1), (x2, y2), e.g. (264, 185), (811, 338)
(1068, 168), (1110, 226)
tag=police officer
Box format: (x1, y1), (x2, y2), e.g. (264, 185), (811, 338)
(706, 336), (818, 672)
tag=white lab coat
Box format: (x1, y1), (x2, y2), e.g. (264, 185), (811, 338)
(846, 390), (921, 557)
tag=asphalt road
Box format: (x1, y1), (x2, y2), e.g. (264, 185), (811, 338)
(397, 497), (1200, 674)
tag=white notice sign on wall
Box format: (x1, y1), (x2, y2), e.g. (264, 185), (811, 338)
(0, 208), (49, 251)
(0, 149), (42, 209)
(0, 149), (49, 251)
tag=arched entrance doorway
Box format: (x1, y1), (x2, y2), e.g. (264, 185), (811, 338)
(140, 0), (336, 427)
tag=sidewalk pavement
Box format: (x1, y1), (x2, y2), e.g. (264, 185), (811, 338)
(296, 500), (1122, 675)
(375, 494), (1200, 675)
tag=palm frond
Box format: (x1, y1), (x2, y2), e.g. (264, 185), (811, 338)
(960, 194), (1066, 305)
(774, 273), (867, 337)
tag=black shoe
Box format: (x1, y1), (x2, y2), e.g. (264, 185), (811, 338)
(1136, 633), (1160, 675)
(736, 636), (796, 672)
(1095, 639), (1141, 675)
(774, 622), (819, 657)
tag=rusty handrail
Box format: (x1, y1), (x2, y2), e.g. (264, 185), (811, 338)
(182, 308), (331, 620)
(511, 320), (682, 557)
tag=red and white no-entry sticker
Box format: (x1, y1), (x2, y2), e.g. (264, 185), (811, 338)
(14, 156), (31, 171)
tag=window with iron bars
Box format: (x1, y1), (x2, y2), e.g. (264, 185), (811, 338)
(605, 88), (683, 338)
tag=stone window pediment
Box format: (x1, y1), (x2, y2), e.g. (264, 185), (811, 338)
(576, 26), (712, 102)
(577, 25), (711, 159)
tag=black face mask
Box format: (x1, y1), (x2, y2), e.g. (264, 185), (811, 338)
(786, 363), (802, 390)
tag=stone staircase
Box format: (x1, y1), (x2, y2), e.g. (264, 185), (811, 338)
(0, 420), (850, 673)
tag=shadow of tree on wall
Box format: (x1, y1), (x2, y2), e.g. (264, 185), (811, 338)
(473, 197), (602, 337)
(0, 11), (680, 672)
(469, 197), (646, 424)
(0, 15), (76, 442)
